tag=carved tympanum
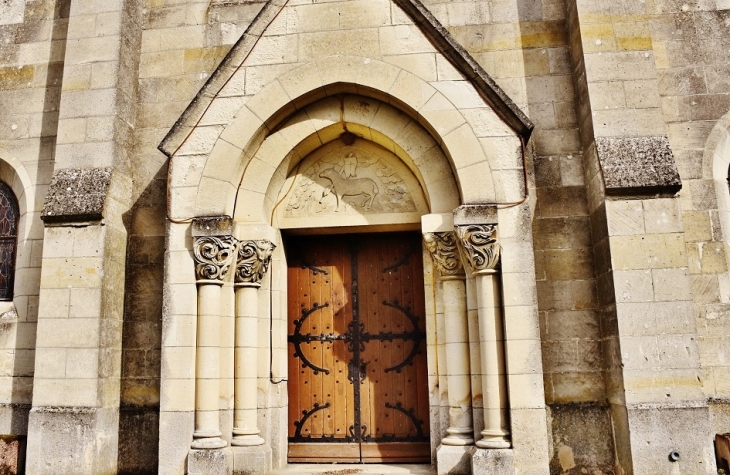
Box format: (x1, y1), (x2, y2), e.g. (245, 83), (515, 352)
(423, 232), (465, 278)
(235, 240), (276, 286)
(194, 235), (236, 282)
(285, 146), (417, 216)
(455, 224), (500, 272)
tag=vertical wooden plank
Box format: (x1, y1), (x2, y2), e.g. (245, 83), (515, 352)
(333, 240), (349, 440)
(359, 235), (376, 442)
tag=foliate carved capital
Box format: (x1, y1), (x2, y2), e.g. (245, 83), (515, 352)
(193, 235), (237, 283)
(455, 224), (500, 272)
(235, 240), (276, 286)
(423, 232), (465, 278)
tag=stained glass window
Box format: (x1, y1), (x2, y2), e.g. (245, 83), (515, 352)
(0, 182), (19, 301)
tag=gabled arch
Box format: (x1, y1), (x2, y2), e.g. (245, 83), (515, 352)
(186, 57), (513, 219)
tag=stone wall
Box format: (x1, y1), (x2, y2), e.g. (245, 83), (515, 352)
(0, 0), (68, 441)
(0, 0), (728, 473)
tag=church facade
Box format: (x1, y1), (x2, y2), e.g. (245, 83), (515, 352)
(0, 0), (728, 473)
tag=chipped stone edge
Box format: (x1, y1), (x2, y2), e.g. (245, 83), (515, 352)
(595, 136), (682, 198)
(453, 204), (498, 226)
(192, 216), (233, 237)
(40, 168), (113, 225)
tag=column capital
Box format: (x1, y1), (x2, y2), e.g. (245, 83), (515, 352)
(423, 232), (465, 278)
(193, 235), (237, 284)
(235, 240), (276, 287)
(455, 224), (500, 273)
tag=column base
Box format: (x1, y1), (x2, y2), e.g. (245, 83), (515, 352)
(231, 433), (265, 446)
(441, 427), (475, 446)
(470, 447), (514, 475)
(188, 448), (231, 475)
(232, 444), (272, 475)
(475, 430), (511, 449)
(437, 444), (472, 475)
(191, 437), (228, 449)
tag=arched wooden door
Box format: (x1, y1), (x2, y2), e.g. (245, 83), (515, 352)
(286, 232), (430, 463)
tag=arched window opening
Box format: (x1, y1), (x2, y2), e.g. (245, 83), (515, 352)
(0, 181), (19, 300)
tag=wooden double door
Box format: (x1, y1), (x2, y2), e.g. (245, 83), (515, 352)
(286, 232), (430, 463)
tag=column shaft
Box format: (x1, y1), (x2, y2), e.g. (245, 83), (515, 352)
(474, 270), (510, 448)
(232, 284), (264, 446)
(442, 276), (474, 446)
(192, 282), (227, 449)
(230, 239), (274, 446)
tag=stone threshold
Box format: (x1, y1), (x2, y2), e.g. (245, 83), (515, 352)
(271, 464), (435, 475)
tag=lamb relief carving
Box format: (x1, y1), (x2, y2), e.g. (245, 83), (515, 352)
(284, 143), (420, 218)
(318, 156), (380, 211)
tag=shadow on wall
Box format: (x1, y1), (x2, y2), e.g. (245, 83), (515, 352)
(117, 164), (166, 475)
(511, 0), (617, 473)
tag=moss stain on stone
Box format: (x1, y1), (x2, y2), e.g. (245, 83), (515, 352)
(0, 66), (34, 90)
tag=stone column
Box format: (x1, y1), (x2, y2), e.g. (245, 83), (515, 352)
(423, 232), (474, 446)
(191, 231), (236, 450)
(231, 240), (275, 446)
(455, 224), (511, 449)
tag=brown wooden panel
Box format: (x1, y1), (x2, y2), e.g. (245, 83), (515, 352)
(287, 233), (429, 463)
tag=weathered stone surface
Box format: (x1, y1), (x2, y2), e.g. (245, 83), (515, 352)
(595, 136), (682, 196)
(437, 444), (472, 475)
(26, 406), (119, 475)
(453, 204), (498, 226)
(191, 216), (233, 237)
(118, 405), (159, 475)
(547, 403), (614, 475)
(41, 168), (113, 224)
(188, 448), (230, 475)
(471, 447), (514, 475)
(626, 403), (716, 474)
(232, 445), (272, 475)
(0, 435), (24, 475)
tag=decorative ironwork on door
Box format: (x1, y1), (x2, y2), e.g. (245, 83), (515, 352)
(286, 233), (430, 463)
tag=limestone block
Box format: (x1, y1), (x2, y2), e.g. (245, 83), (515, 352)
(390, 69), (437, 113)
(584, 51), (658, 82)
(606, 200), (645, 236)
(471, 447), (514, 475)
(32, 378), (98, 407)
(158, 411), (194, 475)
(437, 444), (472, 475)
(587, 81), (626, 110)
(139, 50), (185, 78)
(625, 404), (716, 474)
(188, 448), (231, 475)
(300, 29), (379, 61)
(651, 268), (692, 302)
(509, 408), (550, 473)
(159, 378), (194, 412)
(613, 269), (653, 303)
(609, 234), (686, 270)
(232, 445), (272, 475)
(0, 0), (24, 26)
